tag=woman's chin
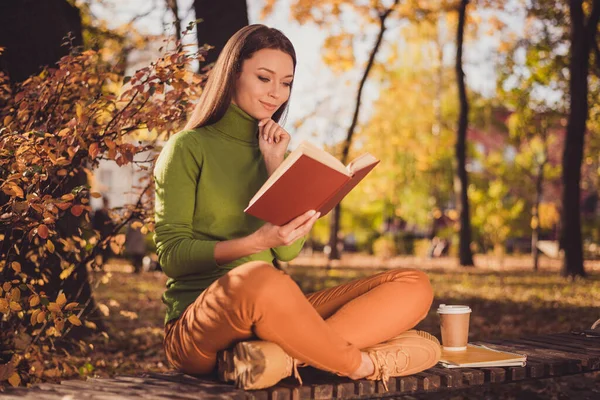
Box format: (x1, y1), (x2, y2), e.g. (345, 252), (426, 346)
(253, 110), (273, 120)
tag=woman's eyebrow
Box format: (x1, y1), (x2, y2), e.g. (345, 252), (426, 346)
(258, 67), (294, 79)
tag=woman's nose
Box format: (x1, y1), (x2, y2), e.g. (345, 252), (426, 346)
(268, 83), (280, 99)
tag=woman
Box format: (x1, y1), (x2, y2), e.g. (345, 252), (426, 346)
(154, 24), (440, 391)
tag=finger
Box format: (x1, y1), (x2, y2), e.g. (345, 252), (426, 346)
(261, 120), (274, 142)
(258, 119), (271, 141)
(266, 121), (279, 143)
(285, 212), (321, 243)
(275, 129), (289, 144)
(275, 125), (287, 143)
(280, 210), (316, 237)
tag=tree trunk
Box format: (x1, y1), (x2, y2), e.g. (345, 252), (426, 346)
(532, 164), (545, 271)
(327, 1), (398, 260)
(560, 0), (599, 278)
(0, 0), (83, 82)
(454, 0), (475, 267)
(0, 0), (103, 336)
(193, 0), (248, 71)
(166, 0), (183, 44)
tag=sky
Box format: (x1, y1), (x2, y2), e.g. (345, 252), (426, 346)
(90, 0), (526, 150)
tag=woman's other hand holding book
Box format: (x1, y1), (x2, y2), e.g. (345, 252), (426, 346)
(251, 209), (320, 249)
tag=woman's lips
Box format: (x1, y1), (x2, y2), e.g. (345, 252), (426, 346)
(260, 101), (277, 111)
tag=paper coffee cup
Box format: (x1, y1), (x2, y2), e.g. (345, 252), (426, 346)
(437, 304), (471, 351)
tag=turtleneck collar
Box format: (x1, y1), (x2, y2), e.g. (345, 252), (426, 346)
(211, 102), (259, 146)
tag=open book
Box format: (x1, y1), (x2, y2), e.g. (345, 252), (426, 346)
(244, 141), (379, 226)
(439, 344), (527, 368)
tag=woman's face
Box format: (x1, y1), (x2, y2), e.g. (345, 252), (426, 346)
(232, 48), (294, 120)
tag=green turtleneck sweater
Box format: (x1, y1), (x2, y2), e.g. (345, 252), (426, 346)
(153, 103), (306, 324)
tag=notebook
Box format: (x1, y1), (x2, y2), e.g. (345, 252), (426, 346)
(439, 344), (527, 368)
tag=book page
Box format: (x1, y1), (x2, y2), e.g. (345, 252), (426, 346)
(347, 153), (379, 175)
(298, 141), (347, 175)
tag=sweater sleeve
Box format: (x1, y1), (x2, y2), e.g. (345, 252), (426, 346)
(272, 235), (306, 262)
(153, 132), (218, 279)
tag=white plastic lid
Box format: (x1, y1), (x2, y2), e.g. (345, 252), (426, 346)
(437, 304), (472, 314)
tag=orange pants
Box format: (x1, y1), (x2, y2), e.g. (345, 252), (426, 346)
(164, 261), (434, 377)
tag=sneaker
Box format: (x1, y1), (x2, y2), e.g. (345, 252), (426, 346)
(217, 340), (302, 390)
(364, 330), (441, 391)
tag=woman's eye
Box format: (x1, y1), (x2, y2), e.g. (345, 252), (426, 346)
(283, 82), (292, 87)
(258, 76), (269, 82)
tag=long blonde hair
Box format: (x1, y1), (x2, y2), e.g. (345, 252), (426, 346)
(184, 24), (297, 130)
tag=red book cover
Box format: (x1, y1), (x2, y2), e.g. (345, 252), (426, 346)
(245, 155), (349, 225)
(318, 161), (380, 217)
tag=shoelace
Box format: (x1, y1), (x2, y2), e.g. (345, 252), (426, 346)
(371, 348), (410, 392)
(286, 357), (303, 386)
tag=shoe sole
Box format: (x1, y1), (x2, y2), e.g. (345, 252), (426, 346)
(218, 341), (266, 389)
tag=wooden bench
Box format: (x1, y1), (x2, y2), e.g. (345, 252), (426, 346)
(2, 332), (599, 399)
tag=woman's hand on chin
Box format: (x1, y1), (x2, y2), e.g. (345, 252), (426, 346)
(258, 118), (290, 162)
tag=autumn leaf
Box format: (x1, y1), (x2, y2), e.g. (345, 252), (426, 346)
(37, 224), (49, 239)
(89, 142), (99, 159)
(59, 265), (75, 280)
(10, 301), (22, 311)
(58, 127), (70, 137)
(56, 293), (67, 308)
(37, 311), (46, 323)
(47, 302), (62, 313)
(55, 202), (71, 210)
(131, 221), (143, 229)
(64, 302), (79, 311)
(97, 303), (109, 317)
(55, 317), (65, 332)
(11, 261), (21, 273)
(84, 320), (97, 330)
(71, 205), (84, 217)
(8, 372), (21, 387)
(46, 240), (55, 253)
(31, 309), (40, 325)
(30, 295), (40, 307)
(75, 103), (84, 119)
(68, 314), (82, 326)
(61, 193), (75, 201)
(0, 298), (9, 314)
(104, 138), (116, 149)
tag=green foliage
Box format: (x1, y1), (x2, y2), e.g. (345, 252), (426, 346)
(372, 235), (397, 259)
(470, 178), (527, 252)
(348, 64), (457, 234)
